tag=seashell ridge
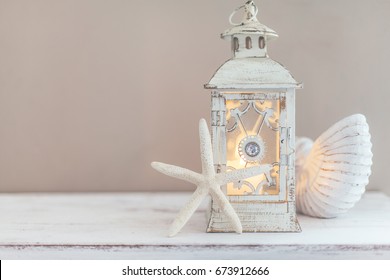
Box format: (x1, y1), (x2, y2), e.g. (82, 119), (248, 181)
(295, 114), (373, 218)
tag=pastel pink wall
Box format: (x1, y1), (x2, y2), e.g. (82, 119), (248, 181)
(0, 0), (388, 193)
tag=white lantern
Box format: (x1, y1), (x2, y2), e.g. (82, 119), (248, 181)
(205, 1), (301, 232)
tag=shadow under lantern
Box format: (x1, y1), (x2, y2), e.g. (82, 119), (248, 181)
(205, 1), (302, 232)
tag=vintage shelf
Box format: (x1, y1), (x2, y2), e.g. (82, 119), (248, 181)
(0, 192), (389, 259)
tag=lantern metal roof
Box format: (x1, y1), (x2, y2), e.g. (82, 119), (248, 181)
(205, 58), (299, 89)
(205, 1), (301, 90)
(221, 19), (278, 41)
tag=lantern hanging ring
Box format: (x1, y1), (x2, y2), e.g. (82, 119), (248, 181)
(229, 1), (259, 26)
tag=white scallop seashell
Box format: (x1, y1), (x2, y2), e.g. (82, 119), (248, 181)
(295, 114), (373, 218)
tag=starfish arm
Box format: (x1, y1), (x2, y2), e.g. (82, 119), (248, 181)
(199, 119), (215, 177)
(151, 162), (203, 185)
(216, 164), (272, 185)
(168, 187), (209, 237)
(209, 186), (242, 234)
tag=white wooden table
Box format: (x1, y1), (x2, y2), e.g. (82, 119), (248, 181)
(1, 192), (389, 259)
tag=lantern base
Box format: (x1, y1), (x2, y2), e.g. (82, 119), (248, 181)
(206, 198), (301, 233)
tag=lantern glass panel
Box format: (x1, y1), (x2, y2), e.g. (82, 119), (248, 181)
(225, 95), (280, 196)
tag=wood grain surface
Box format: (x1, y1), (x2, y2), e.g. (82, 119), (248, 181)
(0, 192), (389, 259)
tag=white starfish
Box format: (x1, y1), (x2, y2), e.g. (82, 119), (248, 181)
(151, 118), (272, 237)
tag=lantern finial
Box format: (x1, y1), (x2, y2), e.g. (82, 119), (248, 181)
(229, 1), (259, 26)
(223, 1), (277, 42)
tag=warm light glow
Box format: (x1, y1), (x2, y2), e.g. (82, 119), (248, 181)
(225, 98), (280, 196)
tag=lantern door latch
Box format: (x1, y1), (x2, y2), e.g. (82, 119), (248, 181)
(280, 127), (294, 166)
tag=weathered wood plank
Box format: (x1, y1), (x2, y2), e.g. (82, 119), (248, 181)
(2, 245), (390, 260)
(0, 192), (389, 259)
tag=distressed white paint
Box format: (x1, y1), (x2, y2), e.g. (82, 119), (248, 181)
(205, 1), (300, 232)
(296, 114), (373, 218)
(205, 58), (300, 89)
(0, 192), (389, 259)
(223, 0), (277, 59)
